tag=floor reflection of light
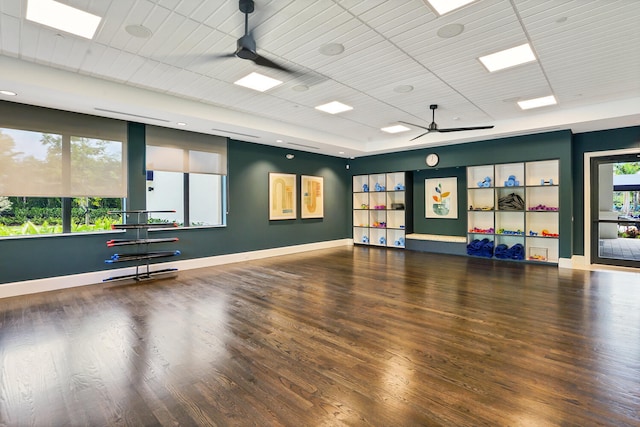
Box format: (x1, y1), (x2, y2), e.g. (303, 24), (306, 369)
(588, 271), (640, 401)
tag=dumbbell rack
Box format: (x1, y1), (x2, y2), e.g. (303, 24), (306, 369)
(103, 210), (180, 282)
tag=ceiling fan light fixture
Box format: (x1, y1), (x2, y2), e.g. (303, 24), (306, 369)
(234, 72), (282, 92)
(381, 125), (411, 134)
(479, 43), (536, 72)
(315, 101), (353, 115)
(26, 0), (102, 39)
(518, 95), (557, 110)
(424, 0), (476, 16)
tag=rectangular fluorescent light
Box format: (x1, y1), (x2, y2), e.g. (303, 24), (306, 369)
(381, 124), (411, 134)
(234, 72), (282, 92)
(479, 43), (536, 72)
(424, 0), (476, 15)
(315, 101), (353, 114)
(518, 95), (557, 110)
(26, 0), (102, 39)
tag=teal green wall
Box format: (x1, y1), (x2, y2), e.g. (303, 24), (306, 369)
(127, 122), (147, 210)
(350, 131), (574, 258)
(571, 126), (640, 255)
(413, 167), (468, 236)
(150, 140), (351, 258)
(0, 128), (350, 285)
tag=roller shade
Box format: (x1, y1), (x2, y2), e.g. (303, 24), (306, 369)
(0, 100), (127, 197)
(146, 125), (227, 175)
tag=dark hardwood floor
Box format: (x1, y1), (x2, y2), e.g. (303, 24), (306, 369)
(1, 246), (639, 426)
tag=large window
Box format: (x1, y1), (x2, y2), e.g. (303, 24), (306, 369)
(145, 126), (227, 227)
(0, 101), (127, 236)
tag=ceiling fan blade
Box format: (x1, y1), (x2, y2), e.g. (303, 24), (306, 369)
(410, 132), (430, 141)
(253, 54), (292, 73)
(398, 121), (432, 131)
(437, 125), (495, 133)
(214, 53), (237, 59)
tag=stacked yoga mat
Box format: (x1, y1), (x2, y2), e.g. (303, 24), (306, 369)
(466, 238), (494, 258)
(494, 243), (525, 260)
(467, 240), (525, 259)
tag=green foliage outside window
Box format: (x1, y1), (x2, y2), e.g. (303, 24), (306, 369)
(0, 196), (122, 236)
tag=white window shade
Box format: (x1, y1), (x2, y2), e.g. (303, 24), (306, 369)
(0, 128), (63, 197)
(146, 125), (227, 175)
(0, 101), (127, 197)
(70, 136), (126, 197)
(146, 146), (184, 173)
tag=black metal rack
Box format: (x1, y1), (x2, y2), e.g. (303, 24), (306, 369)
(103, 210), (180, 282)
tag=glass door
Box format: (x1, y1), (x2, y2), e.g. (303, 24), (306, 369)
(590, 153), (640, 267)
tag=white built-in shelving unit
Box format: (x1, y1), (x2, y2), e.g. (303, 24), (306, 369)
(353, 172), (410, 248)
(467, 160), (559, 263)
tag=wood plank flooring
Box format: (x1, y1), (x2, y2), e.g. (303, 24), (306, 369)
(1, 247), (639, 426)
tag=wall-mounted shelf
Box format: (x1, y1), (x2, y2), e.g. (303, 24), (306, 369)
(467, 160), (559, 263)
(103, 210), (180, 282)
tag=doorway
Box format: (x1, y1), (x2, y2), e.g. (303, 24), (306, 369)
(590, 153), (640, 268)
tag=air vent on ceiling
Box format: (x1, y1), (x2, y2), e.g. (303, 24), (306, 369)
(94, 108), (170, 122)
(211, 128), (260, 139)
(286, 142), (319, 150)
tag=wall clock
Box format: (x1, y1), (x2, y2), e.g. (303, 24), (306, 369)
(426, 153), (439, 167)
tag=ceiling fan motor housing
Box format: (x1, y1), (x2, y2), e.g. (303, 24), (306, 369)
(236, 35), (258, 60)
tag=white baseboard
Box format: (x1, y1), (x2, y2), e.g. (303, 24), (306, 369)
(0, 239), (353, 300)
(172, 239), (353, 271)
(558, 256), (582, 269)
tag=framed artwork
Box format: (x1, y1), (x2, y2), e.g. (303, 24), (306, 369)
(269, 173), (297, 220)
(426, 177), (458, 219)
(301, 175), (324, 219)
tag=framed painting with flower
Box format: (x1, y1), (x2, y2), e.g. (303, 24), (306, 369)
(425, 177), (458, 219)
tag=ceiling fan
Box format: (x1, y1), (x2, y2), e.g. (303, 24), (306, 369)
(400, 104), (494, 141)
(219, 0), (292, 73)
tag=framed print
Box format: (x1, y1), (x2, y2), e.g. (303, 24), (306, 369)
(301, 175), (324, 219)
(269, 173), (297, 220)
(426, 177), (458, 219)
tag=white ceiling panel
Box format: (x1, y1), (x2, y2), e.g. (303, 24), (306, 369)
(0, 0), (638, 158)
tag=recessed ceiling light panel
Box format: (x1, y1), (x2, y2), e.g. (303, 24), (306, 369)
(234, 72), (283, 92)
(425, 0), (476, 16)
(381, 125), (411, 134)
(26, 0), (102, 39)
(0, 90), (17, 96)
(518, 95), (557, 110)
(479, 43), (536, 72)
(315, 101), (353, 115)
